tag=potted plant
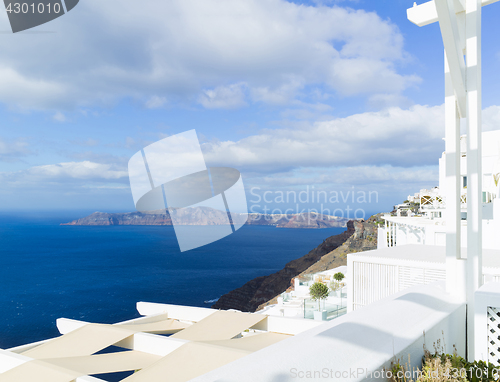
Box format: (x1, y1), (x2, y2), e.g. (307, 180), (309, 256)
(329, 272), (345, 296)
(494, 173), (500, 198)
(330, 272), (346, 307)
(309, 282), (329, 321)
(333, 272), (345, 282)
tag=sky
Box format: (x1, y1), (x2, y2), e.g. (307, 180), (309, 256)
(1, 0), (500, 218)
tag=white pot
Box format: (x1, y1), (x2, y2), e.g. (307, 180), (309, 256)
(313, 310), (327, 321)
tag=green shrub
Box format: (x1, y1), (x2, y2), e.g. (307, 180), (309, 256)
(309, 282), (329, 311)
(388, 350), (499, 382)
(333, 272), (345, 282)
(329, 280), (345, 292)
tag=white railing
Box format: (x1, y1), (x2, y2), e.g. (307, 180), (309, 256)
(487, 307), (500, 365)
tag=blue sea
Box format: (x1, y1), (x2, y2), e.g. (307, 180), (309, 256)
(0, 211), (345, 349)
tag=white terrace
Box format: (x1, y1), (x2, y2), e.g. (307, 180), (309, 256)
(257, 266), (348, 321)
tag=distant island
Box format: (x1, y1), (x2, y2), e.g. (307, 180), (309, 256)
(62, 208), (349, 229)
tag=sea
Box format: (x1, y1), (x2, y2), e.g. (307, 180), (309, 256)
(0, 211), (345, 350)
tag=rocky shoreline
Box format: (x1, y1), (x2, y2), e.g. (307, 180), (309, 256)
(212, 214), (381, 312)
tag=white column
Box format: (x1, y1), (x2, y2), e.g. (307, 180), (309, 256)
(444, 50), (462, 298)
(466, 0), (483, 360)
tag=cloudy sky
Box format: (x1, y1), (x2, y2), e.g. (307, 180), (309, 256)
(1, 0), (500, 216)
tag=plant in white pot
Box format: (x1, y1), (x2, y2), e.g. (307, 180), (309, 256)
(329, 280), (345, 296)
(333, 272), (345, 282)
(309, 282), (329, 321)
(329, 272), (345, 296)
(494, 173), (500, 198)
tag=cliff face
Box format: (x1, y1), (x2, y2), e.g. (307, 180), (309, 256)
(255, 215), (380, 311)
(296, 215), (379, 275)
(212, 215), (381, 313)
(62, 210), (348, 229)
(211, 221), (356, 312)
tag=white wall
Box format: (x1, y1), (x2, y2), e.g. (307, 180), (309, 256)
(440, 130), (500, 197)
(348, 250), (446, 311)
(191, 282), (466, 382)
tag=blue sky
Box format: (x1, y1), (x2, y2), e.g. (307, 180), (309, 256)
(1, 0), (500, 217)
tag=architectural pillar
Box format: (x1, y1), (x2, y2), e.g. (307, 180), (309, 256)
(466, 0), (483, 360)
(444, 51), (462, 298)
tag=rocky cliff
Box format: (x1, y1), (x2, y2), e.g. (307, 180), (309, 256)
(62, 210), (348, 229)
(211, 221), (357, 312)
(212, 214), (381, 312)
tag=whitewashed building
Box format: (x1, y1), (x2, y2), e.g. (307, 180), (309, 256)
(378, 131), (500, 250)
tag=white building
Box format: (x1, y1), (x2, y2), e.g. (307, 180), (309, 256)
(379, 130), (500, 250)
(439, 130), (500, 203)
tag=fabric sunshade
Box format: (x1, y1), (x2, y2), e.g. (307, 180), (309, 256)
(171, 310), (267, 341)
(42, 350), (162, 375)
(0, 360), (80, 382)
(21, 324), (135, 359)
(117, 319), (188, 334)
(201, 332), (290, 352)
(3, 312), (284, 382)
(122, 341), (250, 382)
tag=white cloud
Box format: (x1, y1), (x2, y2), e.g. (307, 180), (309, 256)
(146, 96), (168, 109)
(327, 165), (438, 186)
(203, 104), (446, 172)
(328, 59), (421, 96)
(1, 161), (128, 187)
(199, 83), (247, 109)
(251, 77), (304, 105)
(202, 103), (500, 194)
(70, 138), (100, 147)
(30, 161), (127, 180)
(53, 112), (67, 122)
(368, 93), (413, 110)
(0, 0), (417, 110)
(280, 102), (333, 120)
(483, 105), (500, 131)
(248, 165), (438, 189)
(0, 137), (31, 162)
(0, 66), (65, 111)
